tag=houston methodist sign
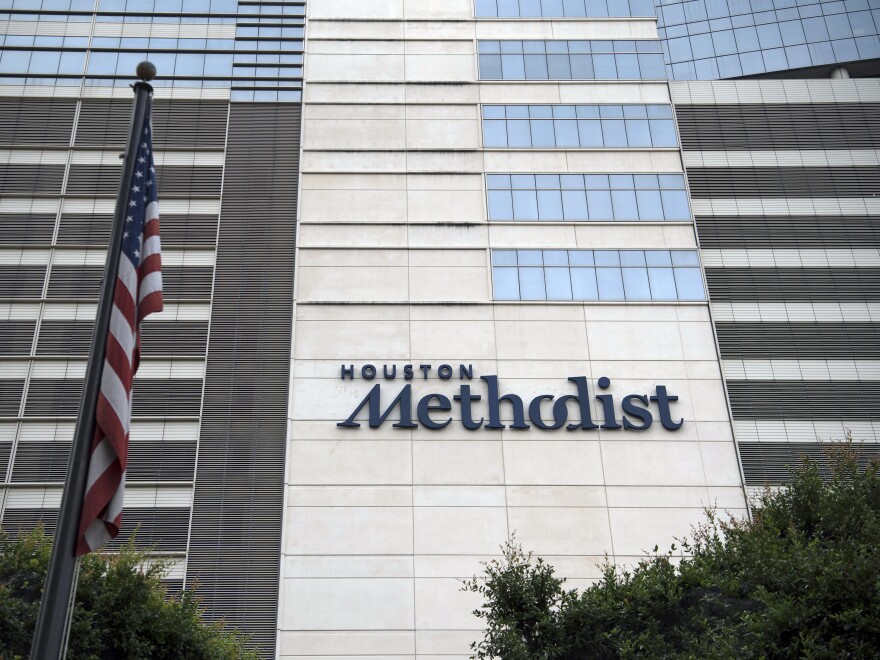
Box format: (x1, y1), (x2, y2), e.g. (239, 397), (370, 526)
(337, 363), (683, 432)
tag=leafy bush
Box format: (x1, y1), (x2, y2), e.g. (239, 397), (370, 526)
(0, 528), (259, 659)
(464, 445), (880, 659)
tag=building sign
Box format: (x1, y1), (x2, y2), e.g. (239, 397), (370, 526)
(337, 363), (683, 431)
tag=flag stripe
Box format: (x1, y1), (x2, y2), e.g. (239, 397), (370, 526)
(77, 95), (163, 556)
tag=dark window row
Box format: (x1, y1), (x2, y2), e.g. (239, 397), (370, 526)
(475, 0), (656, 17)
(478, 39), (667, 79)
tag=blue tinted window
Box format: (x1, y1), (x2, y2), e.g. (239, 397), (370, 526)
(492, 251), (705, 301)
(519, 268), (547, 299)
(493, 267), (520, 299)
(587, 190), (614, 219)
(570, 268), (599, 299)
(488, 191), (514, 220)
(488, 172), (693, 223)
(597, 268), (625, 299)
(648, 268), (678, 299)
(537, 190), (564, 220)
(673, 268), (705, 299)
(545, 268), (573, 299)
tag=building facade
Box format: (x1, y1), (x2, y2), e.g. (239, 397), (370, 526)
(0, 1), (877, 659)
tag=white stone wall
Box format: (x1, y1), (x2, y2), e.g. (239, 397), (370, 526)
(280, 3), (747, 657)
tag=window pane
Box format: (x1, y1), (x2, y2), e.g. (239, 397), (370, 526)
(476, 0), (498, 16)
(592, 53), (617, 78)
(622, 268), (651, 300)
(497, 0), (519, 16)
(636, 190), (664, 220)
(554, 119), (580, 146)
(488, 190), (514, 220)
(493, 267), (520, 299)
(479, 54), (503, 79)
(645, 250), (672, 267)
(601, 119), (628, 146)
(649, 119), (678, 147)
(615, 53), (640, 78)
(660, 190), (691, 220)
(611, 190), (639, 220)
(547, 53), (572, 78)
(571, 267), (599, 299)
(545, 267), (573, 299)
(577, 119), (604, 146)
(570, 54), (594, 78)
(530, 119), (556, 146)
(519, 268), (547, 299)
(648, 268), (677, 299)
(673, 268), (705, 300)
(493, 250), (518, 265)
(483, 120), (508, 147)
(624, 119), (652, 146)
(537, 190), (564, 220)
(597, 268), (625, 299)
(671, 250), (700, 266)
(501, 54), (526, 79)
(506, 120), (532, 147)
(562, 190), (589, 220)
(512, 190), (539, 220)
(638, 53), (667, 78)
(569, 251), (594, 266)
(587, 190), (613, 220)
(523, 54), (549, 79)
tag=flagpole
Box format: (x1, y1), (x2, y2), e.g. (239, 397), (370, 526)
(30, 63), (157, 660)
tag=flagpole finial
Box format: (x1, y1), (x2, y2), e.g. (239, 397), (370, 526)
(136, 61), (156, 82)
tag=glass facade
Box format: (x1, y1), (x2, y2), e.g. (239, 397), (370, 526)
(478, 39), (667, 79)
(482, 104), (678, 148)
(475, 0), (657, 17)
(492, 249), (706, 301)
(653, 0), (880, 79)
(487, 173), (692, 221)
(0, 0), (304, 99)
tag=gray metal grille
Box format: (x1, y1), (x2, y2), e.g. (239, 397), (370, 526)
(727, 381), (880, 419)
(0, 98), (76, 147)
(75, 99), (229, 150)
(23, 379), (204, 417)
(2, 508), (191, 552)
(56, 213), (220, 248)
(676, 103), (880, 151)
(0, 164), (65, 195)
(688, 167), (880, 198)
(186, 103), (299, 657)
(46, 265), (213, 300)
(705, 268), (880, 301)
(11, 441), (196, 483)
(0, 265), (46, 298)
(0, 320), (36, 355)
(0, 214), (57, 245)
(739, 442), (880, 485)
(65, 165), (222, 198)
(36, 320), (209, 357)
(696, 216), (880, 250)
(716, 323), (880, 360)
(0, 380), (24, 416)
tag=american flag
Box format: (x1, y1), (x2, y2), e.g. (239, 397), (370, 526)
(76, 95), (163, 555)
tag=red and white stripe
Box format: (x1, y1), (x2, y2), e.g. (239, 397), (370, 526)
(76, 200), (162, 555)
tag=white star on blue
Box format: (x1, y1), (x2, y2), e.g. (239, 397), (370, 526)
(121, 98), (158, 270)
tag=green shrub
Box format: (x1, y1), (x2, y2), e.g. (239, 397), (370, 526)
(0, 528), (259, 659)
(464, 444), (880, 659)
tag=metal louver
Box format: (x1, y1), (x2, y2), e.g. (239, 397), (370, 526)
(676, 103), (880, 151)
(186, 102), (299, 658)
